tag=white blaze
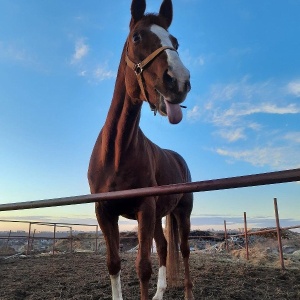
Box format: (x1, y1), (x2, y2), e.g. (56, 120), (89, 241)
(152, 266), (167, 300)
(110, 271), (123, 300)
(150, 24), (190, 93)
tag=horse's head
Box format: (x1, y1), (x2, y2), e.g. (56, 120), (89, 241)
(125, 0), (191, 124)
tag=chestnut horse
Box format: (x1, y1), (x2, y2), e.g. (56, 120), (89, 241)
(88, 0), (193, 299)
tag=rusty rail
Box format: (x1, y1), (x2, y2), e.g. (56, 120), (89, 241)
(0, 168), (299, 212)
(244, 212), (249, 260)
(274, 198), (285, 270)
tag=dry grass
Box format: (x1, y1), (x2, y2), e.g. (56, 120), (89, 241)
(1, 232), (300, 299)
(1, 250), (300, 299)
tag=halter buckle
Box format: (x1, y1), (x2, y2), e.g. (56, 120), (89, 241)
(125, 45), (177, 114)
(134, 63), (143, 75)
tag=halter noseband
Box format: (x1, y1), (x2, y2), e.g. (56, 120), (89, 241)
(125, 45), (177, 113)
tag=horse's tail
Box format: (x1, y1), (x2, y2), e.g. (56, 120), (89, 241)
(166, 213), (180, 287)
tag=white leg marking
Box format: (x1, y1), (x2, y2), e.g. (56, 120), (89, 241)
(110, 271), (123, 300)
(153, 266), (167, 300)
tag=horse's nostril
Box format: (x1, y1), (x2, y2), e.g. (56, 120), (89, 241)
(164, 71), (177, 89)
(186, 80), (191, 92)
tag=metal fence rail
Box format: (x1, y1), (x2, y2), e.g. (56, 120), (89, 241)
(0, 220), (100, 255)
(0, 168), (300, 212)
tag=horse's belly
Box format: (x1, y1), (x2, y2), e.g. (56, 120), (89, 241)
(121, 213), (136, 220)
(155, 194), (182, 218)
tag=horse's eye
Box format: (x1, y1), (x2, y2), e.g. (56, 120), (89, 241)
(170, 36), (179, 50)
(132, 32), (141, 43)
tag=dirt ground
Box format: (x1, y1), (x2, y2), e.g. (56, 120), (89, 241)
(1, 250), (300, 300)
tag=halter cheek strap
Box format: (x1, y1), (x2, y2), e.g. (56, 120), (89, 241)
(125, 46), (177, 113)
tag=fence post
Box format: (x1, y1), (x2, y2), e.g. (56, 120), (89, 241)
(5, 230), (11, 251)
(244, 212), (249, 260)
(70, 227), (73, 254)
(224, 220), (229, 252)
(26, 222), (32, 255)
(274, 198), (285, 270)
(53, 223), (56, 255)
(30, 229), (36, 253)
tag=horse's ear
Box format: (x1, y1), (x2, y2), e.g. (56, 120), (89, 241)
(130, 0), (146, 28)
(159, 0), (173, 28)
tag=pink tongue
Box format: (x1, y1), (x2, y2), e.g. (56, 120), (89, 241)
(164, 99), (183, 124)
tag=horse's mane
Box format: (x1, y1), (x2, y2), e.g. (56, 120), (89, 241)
(131, 13), (170, 30)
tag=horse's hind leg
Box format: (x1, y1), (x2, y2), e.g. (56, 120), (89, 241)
(174, 194), (194, 300)
(136, 200), (156, 300)
(152, 219), (168, 300)
(95, 204), (123, 300)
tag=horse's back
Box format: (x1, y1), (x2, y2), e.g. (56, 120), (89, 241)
(163, 148), (192, 182)
(145, 136), (191, 186)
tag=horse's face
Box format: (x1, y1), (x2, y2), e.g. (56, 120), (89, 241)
(125, 0), (191, 124)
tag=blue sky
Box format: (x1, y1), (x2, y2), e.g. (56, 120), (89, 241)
(1, 0), (300, 232)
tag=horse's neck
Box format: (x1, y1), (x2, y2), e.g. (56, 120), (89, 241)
(101, 60), (143, 168)
(103, 96), (142, 158)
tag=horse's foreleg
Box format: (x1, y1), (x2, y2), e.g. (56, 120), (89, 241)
(179, 216), (194, 300)
(106, 223), (123, 300)
(153, 219), (167, 300)
(136, 201), (156, 300)
(174, 211), (194, 300)
(110, 271), (122, 300)
(96, 206), (123, 300)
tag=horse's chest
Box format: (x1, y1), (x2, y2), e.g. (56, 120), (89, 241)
(100, 162), (154, 192)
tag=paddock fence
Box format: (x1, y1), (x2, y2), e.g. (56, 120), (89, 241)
(223, 198), (300, 270)
(0, 168), (299, 212)
(0, 220), (99, 256)
(1, 168), (300, 268)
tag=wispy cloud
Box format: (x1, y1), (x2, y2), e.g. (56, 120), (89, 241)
(75, 65), (116, 83)
(187, 77), (300, 169)
(2, 214), (299, 232)
(203, 79), (299, 125)
(287, 80), (300, 97)
(284, 132), (300, 144)
(216, 147), (282, 168)
(217, 128), (246, 143)
(0, 41), (26, 62)
(222, 102), (300, 118)
(93, 65), (116, 82)
(181, 49), (206, 68)
(69, 38), (116, 83)
(188, 77), (300, 128)
(191, 215), (300, 230)
(71, 38), (89, 64)
(187, 105), (201, 122)
(0, 40), (39, 68)
(208, 102), (300, 129)
(216, 145), (300, 169)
